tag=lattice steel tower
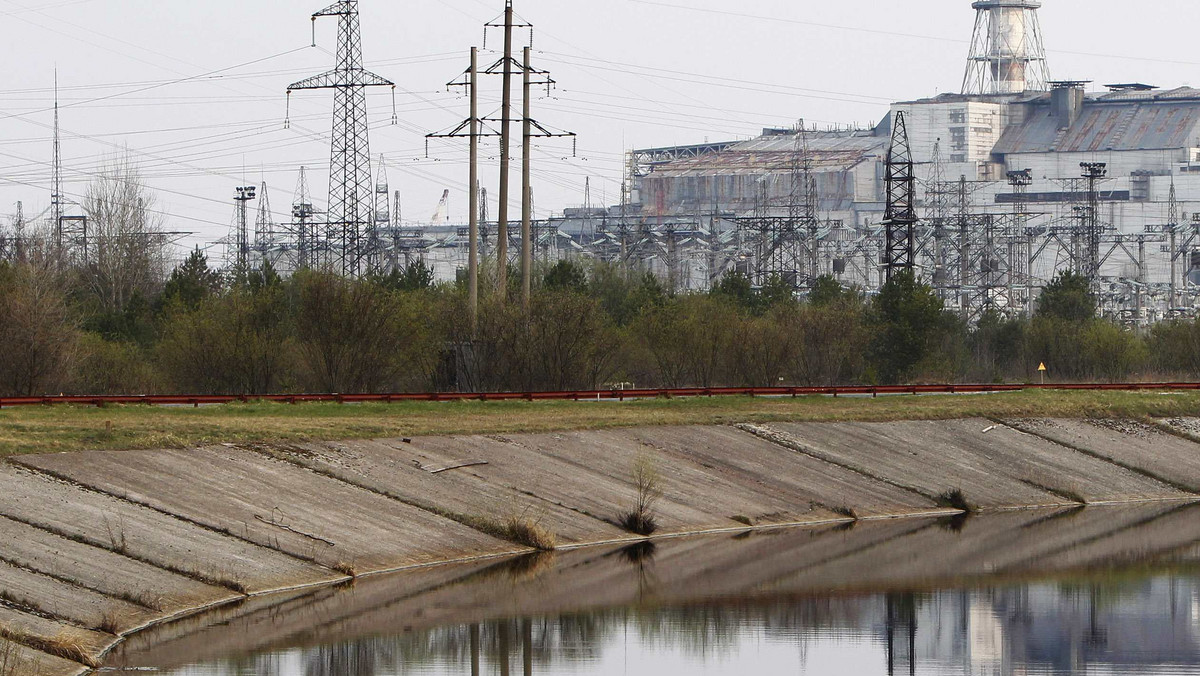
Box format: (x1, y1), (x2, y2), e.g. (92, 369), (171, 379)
(289, 1), (393, 276)
(884, 112), (917, 280)
(962, 0), (1050, 95)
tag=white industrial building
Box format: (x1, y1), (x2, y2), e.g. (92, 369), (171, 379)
(626, 0), (1200, 320)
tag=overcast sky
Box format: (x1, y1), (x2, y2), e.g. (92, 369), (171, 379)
(0, 0), (1194, 258)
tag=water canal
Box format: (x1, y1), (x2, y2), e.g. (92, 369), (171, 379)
(104, 504), (1200, 676)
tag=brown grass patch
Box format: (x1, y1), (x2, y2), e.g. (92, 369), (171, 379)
(463, 513), (557, 551)
(0, 627), (98, 668)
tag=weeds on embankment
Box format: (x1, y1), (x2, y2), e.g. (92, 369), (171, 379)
(3, 389), (1200, 458)
(0, 627), (98, 668)
(462, 512), (557, 552)
(935, 489), (976, 513)
(619, 455), (663, 536)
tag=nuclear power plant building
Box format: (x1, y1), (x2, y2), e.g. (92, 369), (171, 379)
(625, 0), (1200, 320)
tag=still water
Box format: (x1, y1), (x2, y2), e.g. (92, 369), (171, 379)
(109, 504), (1200, 676)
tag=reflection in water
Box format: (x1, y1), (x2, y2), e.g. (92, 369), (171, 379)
(163, 575), (1200, 675)
(119, 506), (1200, 676)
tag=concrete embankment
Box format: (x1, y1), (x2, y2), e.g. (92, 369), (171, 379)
(2, 417), (1200, 674)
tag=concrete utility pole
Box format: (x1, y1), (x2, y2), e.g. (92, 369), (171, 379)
(469, 47), (480, 333)
(521, 46), (533, 310)
(497, 0), (514, 299)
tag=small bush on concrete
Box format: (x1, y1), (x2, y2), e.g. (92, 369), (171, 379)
(831, 505), (859, 520)
(503, 514), (557, 551)
(620, 455), (663, 536)
(935, 488), (975, 513)
(466, 510), (557, 551)
(96, 609), (120, 635)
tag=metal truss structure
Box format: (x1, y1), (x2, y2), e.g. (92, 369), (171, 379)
(288, 0), (394, 277)
(883, 112), (917, 280)
(962, 0), (1051, 95)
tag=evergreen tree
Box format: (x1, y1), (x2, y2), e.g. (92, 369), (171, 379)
(869, 271), (947, 384)
(543, 259), (588, 292)
(1036, 271), (1096, 322)
(161, 248), (221, 311)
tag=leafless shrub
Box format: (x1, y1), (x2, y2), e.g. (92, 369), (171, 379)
(0, 263), (79, 396)
(620, 455), (663, 536)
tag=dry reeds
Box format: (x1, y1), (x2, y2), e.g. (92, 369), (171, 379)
(0, 627), (98, 668)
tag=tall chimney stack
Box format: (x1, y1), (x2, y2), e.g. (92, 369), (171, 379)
(963, 0), (1050, 96)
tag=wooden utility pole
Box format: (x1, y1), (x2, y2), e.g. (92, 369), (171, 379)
(497, 0), (514, 299)
(521, 46), (533, 309)
(468, 47), (480, 333)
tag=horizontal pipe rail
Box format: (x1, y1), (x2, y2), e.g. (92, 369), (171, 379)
(1, 383), (1200, 409)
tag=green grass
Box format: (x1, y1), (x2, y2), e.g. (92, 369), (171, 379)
(1, 389), (1199, 457)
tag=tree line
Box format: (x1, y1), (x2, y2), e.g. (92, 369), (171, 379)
(1, 157), (1194, 396)
(2, 241), (1197, 397)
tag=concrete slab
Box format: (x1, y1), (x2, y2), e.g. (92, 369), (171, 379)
(255, 438), (625, 545)
(1013, 418), (1200, 493)
(17, 447), (514, 573)
(765, 419), (1183, 508)
(0, 638), (85, 676)
(410, 427), (871, 533)
(0, 559), (154, 635)
(625, 426), (935, 518)
(0, 465), (336, 594)
(396, 434), (722, 534)
(0, 515), (236, 614)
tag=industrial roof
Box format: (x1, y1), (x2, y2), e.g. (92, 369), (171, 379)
(650, 130), (887, 176)
(993, 87), (1200, 155)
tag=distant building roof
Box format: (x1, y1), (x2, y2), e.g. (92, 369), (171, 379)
(993, 87), (1200, 155)
(649, 129), (887, 177)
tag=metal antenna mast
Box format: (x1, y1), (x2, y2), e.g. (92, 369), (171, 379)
(288, 0), (394, 277)
(884, 112), (917, 280)
(51, 70), (64, 257)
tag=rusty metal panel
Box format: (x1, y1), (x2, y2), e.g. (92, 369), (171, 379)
(995, 95), (1200, 155)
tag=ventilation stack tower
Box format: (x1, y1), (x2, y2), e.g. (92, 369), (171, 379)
(962, 0), (1050, 95)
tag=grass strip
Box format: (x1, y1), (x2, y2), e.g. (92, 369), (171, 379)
(2, 389), (1199, 457)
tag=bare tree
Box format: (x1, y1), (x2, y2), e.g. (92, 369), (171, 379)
(0, 263), (79, 396)
(80, 154), (168, 315)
